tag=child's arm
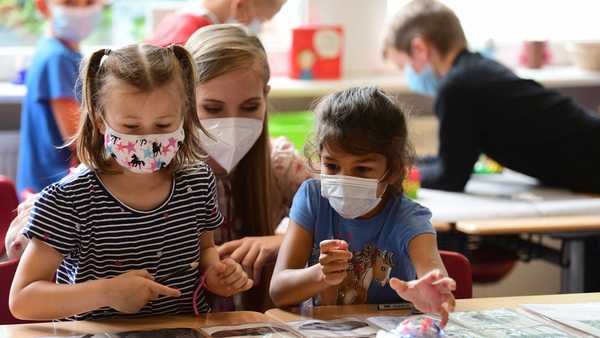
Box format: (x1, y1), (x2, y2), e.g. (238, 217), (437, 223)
(269, 220), (352, 307)
(10, 239), (181, 320)
(389, 233), (456, 326)
(51, 98), (80, 149)
(200, 231), (253, 297)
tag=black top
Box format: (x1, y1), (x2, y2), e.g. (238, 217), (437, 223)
(418, 50), (600, 193)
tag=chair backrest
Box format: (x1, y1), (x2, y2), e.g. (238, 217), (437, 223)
(0, 176), (19, 256)
(440, 250), (473, 299)
(0, 258), (31, 324)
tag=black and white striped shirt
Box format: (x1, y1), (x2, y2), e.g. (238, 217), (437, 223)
(23, 163), (223, 320)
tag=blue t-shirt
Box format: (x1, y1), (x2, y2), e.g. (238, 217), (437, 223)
(290, 179), (435, 305)
(17, 37), (82, 196)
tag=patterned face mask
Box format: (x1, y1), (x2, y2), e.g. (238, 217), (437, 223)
(103, 122), (185, 174)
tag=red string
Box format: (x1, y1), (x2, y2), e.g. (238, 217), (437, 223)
(192, 272), (207, 316)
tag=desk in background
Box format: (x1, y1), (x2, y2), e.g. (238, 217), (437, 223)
(419, 171), (600, 293)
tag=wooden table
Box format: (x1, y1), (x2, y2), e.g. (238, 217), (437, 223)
(0, 311), (271, 338)
(265, 292), (600, 322)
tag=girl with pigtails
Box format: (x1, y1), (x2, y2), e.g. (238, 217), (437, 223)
(9, 44), (251, 321)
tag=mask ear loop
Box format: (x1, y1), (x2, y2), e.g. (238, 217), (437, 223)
(377, 169), (391, 198)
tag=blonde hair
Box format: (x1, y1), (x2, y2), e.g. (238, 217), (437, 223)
(384, 0), (467, 57)
(74, 44), (205, 174)
(186, 24), (277, 236)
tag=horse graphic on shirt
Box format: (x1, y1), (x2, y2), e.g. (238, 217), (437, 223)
(319, 244), (395, 305)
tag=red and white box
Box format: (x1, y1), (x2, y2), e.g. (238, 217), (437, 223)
(290, 25), (343, 80)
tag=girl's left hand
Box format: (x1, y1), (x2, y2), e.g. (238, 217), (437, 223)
(389, 269), (456, 327)
(205, 258), (254, 297)
(217, 235), (283, 284)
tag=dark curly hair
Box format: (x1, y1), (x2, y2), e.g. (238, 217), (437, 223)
(305, 86), (414, 194)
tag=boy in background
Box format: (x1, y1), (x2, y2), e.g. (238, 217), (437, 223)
(17, 0), (103, 197)
(383, 0), (600, 193)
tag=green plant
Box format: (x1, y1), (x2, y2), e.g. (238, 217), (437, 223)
(0, 0), (44, 35)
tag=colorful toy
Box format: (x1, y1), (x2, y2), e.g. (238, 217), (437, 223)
(290, 25), (343, 80)
(402, 166), (421, 199)
(377, 316), (445, 338)
(473, 154), (503, 174)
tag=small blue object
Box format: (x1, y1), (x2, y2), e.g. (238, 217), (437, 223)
(389, 316), (445, 338)
(404, 64), (439, 97)
(11, 69), (27, 85)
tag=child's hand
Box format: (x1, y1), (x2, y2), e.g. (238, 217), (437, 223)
(206, 258), (254, 297)
(318, 239), (353, 286)
(105, 269), (181, 314)
(389, 269), (456, 327)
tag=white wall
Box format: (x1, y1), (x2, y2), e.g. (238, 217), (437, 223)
(304, 0), (389, 76)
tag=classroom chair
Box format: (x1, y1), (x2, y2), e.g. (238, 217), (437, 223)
(440, 250), (472, 299)
(0, 176), (19, 256)
(0, 258), (31, 324)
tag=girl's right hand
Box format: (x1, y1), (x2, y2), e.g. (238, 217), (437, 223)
(104, 270), (181, 314)
(318, 239), (352, 286)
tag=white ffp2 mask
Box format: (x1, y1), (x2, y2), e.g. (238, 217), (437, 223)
(320, 174), (386, 219)
(199, 117), (263, 173)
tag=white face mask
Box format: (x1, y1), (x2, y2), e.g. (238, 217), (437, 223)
(104, 122), (185, 174)
(248, 18), (262, 35)
(320, 174), (387, 219)
(49, 3), (103, 42)
(199, 117), (263, 173)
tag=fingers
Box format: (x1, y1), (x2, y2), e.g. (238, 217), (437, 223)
(214, 259), (254, 294)
(389, 277), (408, 293)
(218, 239), (243, 258)
(417, 269), (443, 285)
(433, 277), (456, 293)
(252, 250), (268, 284)
(323, 270), (347, 285)
(319, 249), (352, 265)
(320, 239), (348, 253)
(321, 260), (349, 274)
(241, 245), (260, 277)
(229, 240), (252, 263)
(211, 260), (227, 275)
(438, 304), (450, 327)
(148, 280), (181, 298)
(240, 278), (253, 292)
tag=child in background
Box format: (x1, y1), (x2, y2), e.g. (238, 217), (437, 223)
(269, 87), (456, 326)
(10, 44), (251, 321)
(17, 0), (103, 197)
(147, 0), (286, 47)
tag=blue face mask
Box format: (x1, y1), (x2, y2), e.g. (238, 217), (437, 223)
(248, 18), (262, 35)
(50, 4), (102, 42)
(405, 63), (439, 97)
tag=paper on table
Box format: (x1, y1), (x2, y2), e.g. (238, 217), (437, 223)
(286, 318), (379, 338)
(419, 170), (600, 223)
(36, 328), (201, 338)
(522, 303), (600, 337)
(198, 323), (302, 338)
(449, 309), (576, 338)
